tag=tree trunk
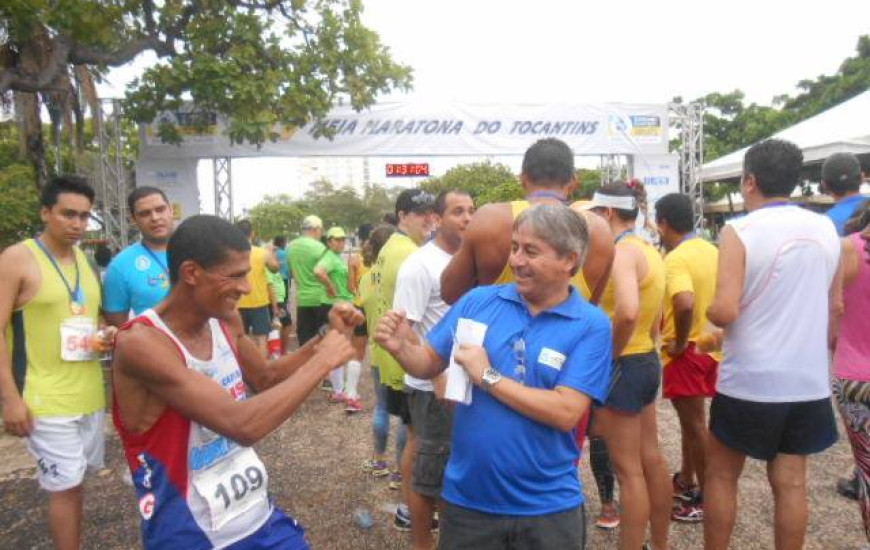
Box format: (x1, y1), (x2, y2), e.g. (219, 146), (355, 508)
(13, 91), (47, 190)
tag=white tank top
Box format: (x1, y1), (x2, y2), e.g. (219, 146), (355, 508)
(718, 205), (840, 402)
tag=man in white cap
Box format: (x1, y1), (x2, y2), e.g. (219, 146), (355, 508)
(289, 215), (329, 346)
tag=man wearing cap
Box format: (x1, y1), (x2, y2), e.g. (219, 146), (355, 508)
(441, 138), (613, 306)
(289, 216), (329, 347)
(374, 188), (437, 530)
(822, 152), (867, 236)
(236, 220), (280, 358)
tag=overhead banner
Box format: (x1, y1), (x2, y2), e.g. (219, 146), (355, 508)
(140, 101), (669, 159)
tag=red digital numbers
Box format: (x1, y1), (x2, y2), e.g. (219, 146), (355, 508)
(386, 163), (429, 177)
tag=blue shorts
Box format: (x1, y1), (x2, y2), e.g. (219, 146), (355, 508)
(605, 351), (661, 414)
(226, 508), (308, 550)
(239, 306), (272, 337)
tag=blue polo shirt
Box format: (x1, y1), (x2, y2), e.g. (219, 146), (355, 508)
(103, 242), (170, 316)
(276, 248), (289, 279)
(426, 284), (612, 516)
(827, 194), (868, 235)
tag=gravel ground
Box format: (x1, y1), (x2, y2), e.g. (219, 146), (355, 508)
(0, 372), (865, 549)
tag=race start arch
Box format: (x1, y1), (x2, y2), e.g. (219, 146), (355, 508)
(133, 100), (702, 228)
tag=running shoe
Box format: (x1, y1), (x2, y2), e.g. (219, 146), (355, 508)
(361, 459), (391, 478)
(345, 397), (364, 413)
(431, 512), (439, 533)
(319, 379), (332, 392)
(329, 392), (347, 403)
(595, 506), (620, 530)
(672, 472), (698, 502)
(672, 500), (704, 523)
(837, 475), (859, 501)
(389, 472), (403, 490)
(393, 504), (412, 532)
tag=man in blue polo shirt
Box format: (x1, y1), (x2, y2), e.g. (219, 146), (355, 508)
(104, 187), (175, 326)
(375, 203), (611, 550)
(822, 152), (866, 236)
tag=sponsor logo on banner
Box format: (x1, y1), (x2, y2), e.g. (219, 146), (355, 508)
(609, 114), (663, 143)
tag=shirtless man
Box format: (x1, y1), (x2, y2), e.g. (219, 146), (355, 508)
(441, 138), (613, 305)
(111, 214), (361, 549)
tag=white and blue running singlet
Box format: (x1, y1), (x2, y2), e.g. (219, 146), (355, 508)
(113, 309), (308, 550)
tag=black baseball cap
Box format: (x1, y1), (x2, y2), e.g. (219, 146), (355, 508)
(821, 153), (862, 190)
(395, 188), (436, 215)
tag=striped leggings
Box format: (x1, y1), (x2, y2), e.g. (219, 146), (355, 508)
(834, 377), (870, 543)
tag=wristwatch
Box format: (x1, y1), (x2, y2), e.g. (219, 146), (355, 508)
(481, 368), (502, 392)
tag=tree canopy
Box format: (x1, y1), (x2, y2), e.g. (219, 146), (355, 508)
(1, 0), (413, 187)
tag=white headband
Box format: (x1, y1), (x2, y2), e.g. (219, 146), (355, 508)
(590, 192), (637, 211)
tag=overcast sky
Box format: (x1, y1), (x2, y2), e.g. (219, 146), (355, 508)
(101, 0), (870, 214)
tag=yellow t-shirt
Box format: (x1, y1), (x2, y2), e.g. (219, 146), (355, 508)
(600, 235), (666, 356)
(375, 233), (418, 390)
(7, 240), (104, 416)
(238, 246), (270, 309)
(660, 237), (721, 363)
(493, 200), (592, 299)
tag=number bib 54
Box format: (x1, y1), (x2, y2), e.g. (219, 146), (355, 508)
(192, 448), (269, 531)
(60, 317), (98, 362)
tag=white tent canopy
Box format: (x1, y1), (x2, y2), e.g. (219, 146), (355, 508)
(701, 90), (870, 182)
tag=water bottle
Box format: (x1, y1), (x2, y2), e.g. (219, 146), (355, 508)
(267, 323), (282, 360)
(352, 507), (373, 529)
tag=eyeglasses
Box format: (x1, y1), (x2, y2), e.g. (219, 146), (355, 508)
(512, 337), (526, 384)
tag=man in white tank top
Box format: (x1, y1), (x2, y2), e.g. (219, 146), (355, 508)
(704, 139), (841, 550)
(112, 215), (363, 549)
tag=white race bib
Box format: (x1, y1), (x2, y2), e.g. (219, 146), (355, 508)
(191, 448), (269, 531)
(60, 317), (98, 362)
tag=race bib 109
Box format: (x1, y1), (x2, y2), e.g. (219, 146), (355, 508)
(191, 448), (269, 531)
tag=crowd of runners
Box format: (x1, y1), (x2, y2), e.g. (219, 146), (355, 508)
(0, 137), (868, 550)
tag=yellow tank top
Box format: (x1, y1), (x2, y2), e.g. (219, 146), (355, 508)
(7, 240), (104, 416)
(493, 200), (592, 300)
(600, 235), (666, 356)
(238, 246), (270, 308)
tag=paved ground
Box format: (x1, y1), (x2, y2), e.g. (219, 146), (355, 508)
(0, 377), (865, 549)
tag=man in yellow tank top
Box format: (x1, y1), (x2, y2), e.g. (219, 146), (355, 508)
(0, 176), (109, 550)
(441, 138), (614, 305)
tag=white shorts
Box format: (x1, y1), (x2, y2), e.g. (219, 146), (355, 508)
(25, 410), (106, 492)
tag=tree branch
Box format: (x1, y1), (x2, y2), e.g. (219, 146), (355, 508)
(0, 35), (72, 94)
(70, 35), (176, 66)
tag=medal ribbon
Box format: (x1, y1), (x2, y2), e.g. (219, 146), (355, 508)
(34, 237), (82, 312)
(141, 243), (169, 277)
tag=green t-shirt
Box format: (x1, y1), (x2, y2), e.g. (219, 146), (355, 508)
(375, 233), (419, 390)
(315, 249), (353, 304)
(266, 268), (286, 303)
(288, 236), (327, 307)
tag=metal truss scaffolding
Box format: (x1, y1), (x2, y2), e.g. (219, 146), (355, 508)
(599, 154), (628, 185)
(669, 102), (704, 229)
(213, 157), (233, 220)
(96, 99), (129, 250)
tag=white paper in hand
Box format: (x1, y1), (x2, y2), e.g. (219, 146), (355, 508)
(445, 318), (488, 404)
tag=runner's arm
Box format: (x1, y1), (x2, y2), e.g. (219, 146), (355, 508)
(0, 245), (35, 437)
(114, 323), (355, 446)
(265, 247), (279, 273)
(670, 292), (694, 353)
(707, 226), (745, 328)
(610, 244), (639, 358)
(440, 227), (478, 304)
(829, 247), (846, 352)
(232, 303), (363, 390)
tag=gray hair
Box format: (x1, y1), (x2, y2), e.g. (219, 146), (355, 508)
(513, 203), (589, 274)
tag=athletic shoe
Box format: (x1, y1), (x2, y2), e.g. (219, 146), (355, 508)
(329, 392), (347, 403)
(319, 379), (332, 392)
(837, 475), (859, 501)
(361, 459), (391, 478)
(672, 500), (704, 523)
(389, 472), (402, 490)
(393, 505), (412, 532)
(431, 512), (439, 533)
(345, 398), (364, 413)
(595, 507), (620, 530)
(672, 472), (698, 502)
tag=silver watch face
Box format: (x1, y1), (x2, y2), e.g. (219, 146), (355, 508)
(483, 368), (501, 387)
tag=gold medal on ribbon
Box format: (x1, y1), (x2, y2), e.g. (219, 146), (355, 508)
(70, 301), (84, 316)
